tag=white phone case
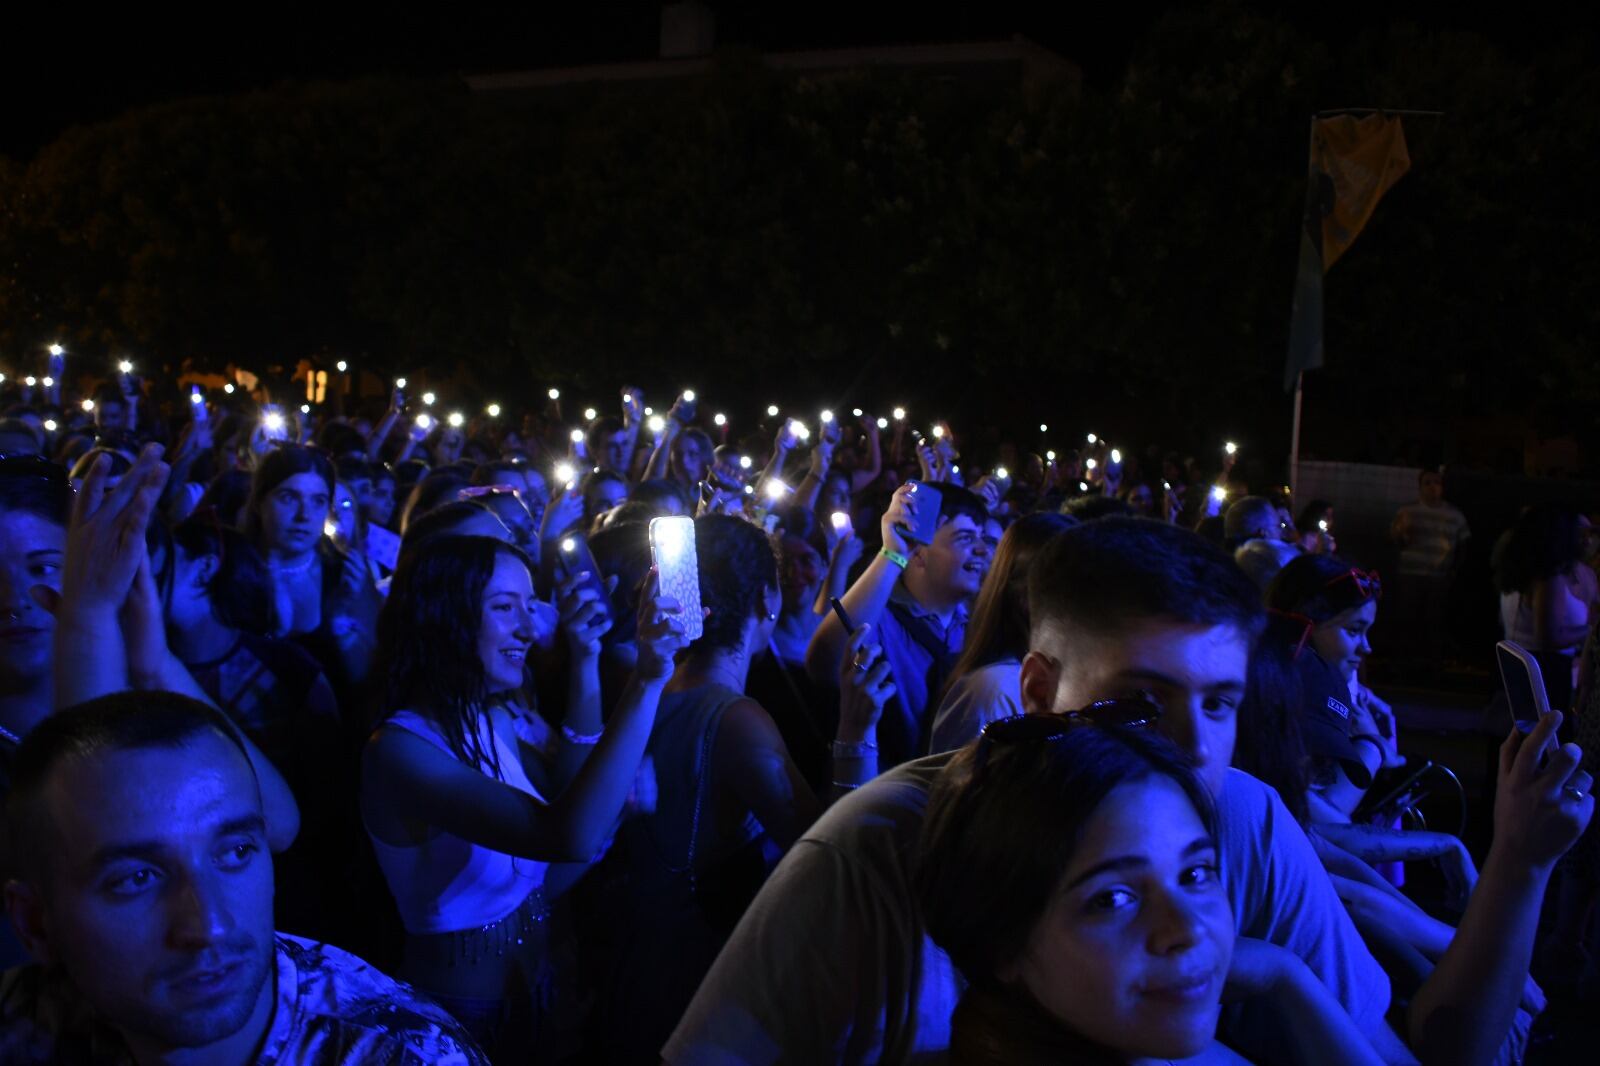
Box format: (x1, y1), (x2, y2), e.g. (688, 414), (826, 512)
(650, 516), (704, 642)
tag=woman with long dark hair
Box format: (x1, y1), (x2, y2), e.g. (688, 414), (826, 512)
(1494, 503), (1598, 710)
(916, 722), (1383, 1065)
(361, 534), (686, 1059)
(928, 512), (1074, 752)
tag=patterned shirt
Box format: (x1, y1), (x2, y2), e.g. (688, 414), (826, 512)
(0, 935), (488, 1065)
(1395, 501), (1470, 577)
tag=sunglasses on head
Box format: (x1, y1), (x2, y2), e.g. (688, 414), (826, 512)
(1324, 567), (1382, 601)
(973, 696), (1163, 777)
(459, 484), (522, 501)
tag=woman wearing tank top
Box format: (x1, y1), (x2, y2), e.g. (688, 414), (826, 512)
(589, 514), (897, 1061)
(360, 534), (689, 1060)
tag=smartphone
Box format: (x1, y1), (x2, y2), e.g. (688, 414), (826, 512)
(261, 404), (289, 442)
(829, 510), (853, 539)
(1497, 640), (1550, 735)
(675, 391), (698, 423)
(190, 385), (208, 424)
(649, 515), (704, 642)
(556, 534), (610, 625)
(829, 596), (855, 634)
(895, 480), (943, 546)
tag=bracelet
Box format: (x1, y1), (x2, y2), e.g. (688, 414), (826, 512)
(879, 548), (909, 570)
(562, 725), (603, 746)
(831, 781), (862, 791)
(832, 739), (879, 758)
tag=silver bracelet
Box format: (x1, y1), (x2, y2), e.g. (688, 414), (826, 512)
(562, 725), (603, 746)
(831, 739), (879, 759)
(831, 780), (862, 791)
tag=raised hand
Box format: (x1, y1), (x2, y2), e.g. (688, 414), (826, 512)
(879, 482), (917, 557)
(540, 486), (586, 543)
(557, 570), (613, 658)
(60, 445), (169, 616)
(1493, 711), (1594, 872)
(837, 624), (893, 744)
(633, 569), (691, 682)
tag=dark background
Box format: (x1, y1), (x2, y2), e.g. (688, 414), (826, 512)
(2, 2), (1595, 478)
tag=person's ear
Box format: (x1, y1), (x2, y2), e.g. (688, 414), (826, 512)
(1020, 650), (1062, 715)
(193, 554), (220, 588)
(5, 880), (55, 967)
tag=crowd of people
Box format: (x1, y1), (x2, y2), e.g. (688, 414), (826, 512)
(0, 362), (1595, 1065)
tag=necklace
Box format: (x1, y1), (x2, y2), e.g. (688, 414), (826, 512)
(0, 722), (21, 745)
(269, 554), (317, 576)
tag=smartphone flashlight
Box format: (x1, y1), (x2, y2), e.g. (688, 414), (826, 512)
(448, 412), (466, 428)
(765, 479), (790, 501)
(584, 407), (598, 421)
(1085, 458), (1097, 471)
(821, 410), (834, 424)
(739, 456), (753, 470)
(300, 404), (311, 414)
(395, 377), (408, 389)
(336, 360), (348, 372)
(43, 419), (58, 432)
(561, 537), (577, 554)
(1110, 449), (1122, 465)
(23, 377), (36, 387)
(41, 377), (54, 388)
(422, 392), (436, 406)
(932, 425), (945, 439)
(995, 466), (1010, 481)
(554, 461), (576, 487)
(48, 344), (64, 356)
(1319, 519), (1330, 532)
(323, 518), (339, 539)
(682, 389), (696, 403)
(892, 407), (906, 421)
(487, 403), (502, 417)
(1039, 423), (1048, 433)
(714, 413), (727, 427)
(415, 413), (433, 430)
(1212, 485), (1228, 503)
(118, 360), (134, 375)
(876, 417), (889, 430)
(189, 389), (203, 406)
(648, 415), (666, 434)
(263, 412), (286, 433)
(852, 408), (864, 418)
(767, 404), (780, 417)
(1086, 433), (1097, 444)
(81, 399), (95, 412)
(548, 388), (561, 401)
(1047, 450), (1057, 462)
(569, 428), (585, 444)
(830, 511), (851, 534)
(224, 383), (235, 394)
(791, 420), (810, 441)
(1225, 441), (1238, 456)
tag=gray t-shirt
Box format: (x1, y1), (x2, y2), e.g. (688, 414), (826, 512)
(664, 755), (1396, 1065)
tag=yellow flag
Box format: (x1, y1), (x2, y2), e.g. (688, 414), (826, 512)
(1312, 114), (1410, 270)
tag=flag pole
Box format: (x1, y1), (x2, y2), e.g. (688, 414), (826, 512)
(1290, 372), (1304, 499)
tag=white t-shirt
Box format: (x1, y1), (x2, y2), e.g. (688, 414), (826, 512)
(926, 659), (1022, 754)
(664, 756), (1395, 1066)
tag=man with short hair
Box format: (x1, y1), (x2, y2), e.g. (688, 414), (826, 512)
(587, 416), (631, 477)
(1389, 468), (1470, 661)
(0, 691), (487, 1065)
(671, 518), (1588, 1066)
(1225, 494), (1301, 590)
(805, 482), (992, 767)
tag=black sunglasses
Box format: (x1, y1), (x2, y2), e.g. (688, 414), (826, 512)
(973, 696), (1163, 776)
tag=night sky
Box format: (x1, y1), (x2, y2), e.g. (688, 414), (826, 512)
(0, 1), (1560, 161)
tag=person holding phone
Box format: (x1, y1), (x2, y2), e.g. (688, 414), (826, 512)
(590, 514), (891, 1062)
(361, 535), (688, 1059)
(1493, 503), (1597, 712)
(805, 481), (992, 768)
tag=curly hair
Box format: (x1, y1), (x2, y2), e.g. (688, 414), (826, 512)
(693, 514), (778, 654)
(376, 535), (531, 780)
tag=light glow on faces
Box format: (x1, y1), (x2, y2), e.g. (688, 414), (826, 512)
(448, 412), (466, 428)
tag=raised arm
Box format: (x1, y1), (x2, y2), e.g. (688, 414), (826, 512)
(366, 389), (404, 463)
(1403, 713), (1593, 1065)
(848, 417), (882, 493)
(549, 569), (612, 791)
(364, 571), (688, 863)
(804, 483), (914, 687)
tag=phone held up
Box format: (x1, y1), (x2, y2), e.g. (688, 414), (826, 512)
(895, 480), (942, 546)
(649, 515), (704, 642)
(556, 534), (610, 625)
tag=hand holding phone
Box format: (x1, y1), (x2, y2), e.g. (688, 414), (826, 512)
(894, 480), (942, 547)
(190, 385), (208, 425)
(555, 534), (613, 650)
(649, 516), (704, 642)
